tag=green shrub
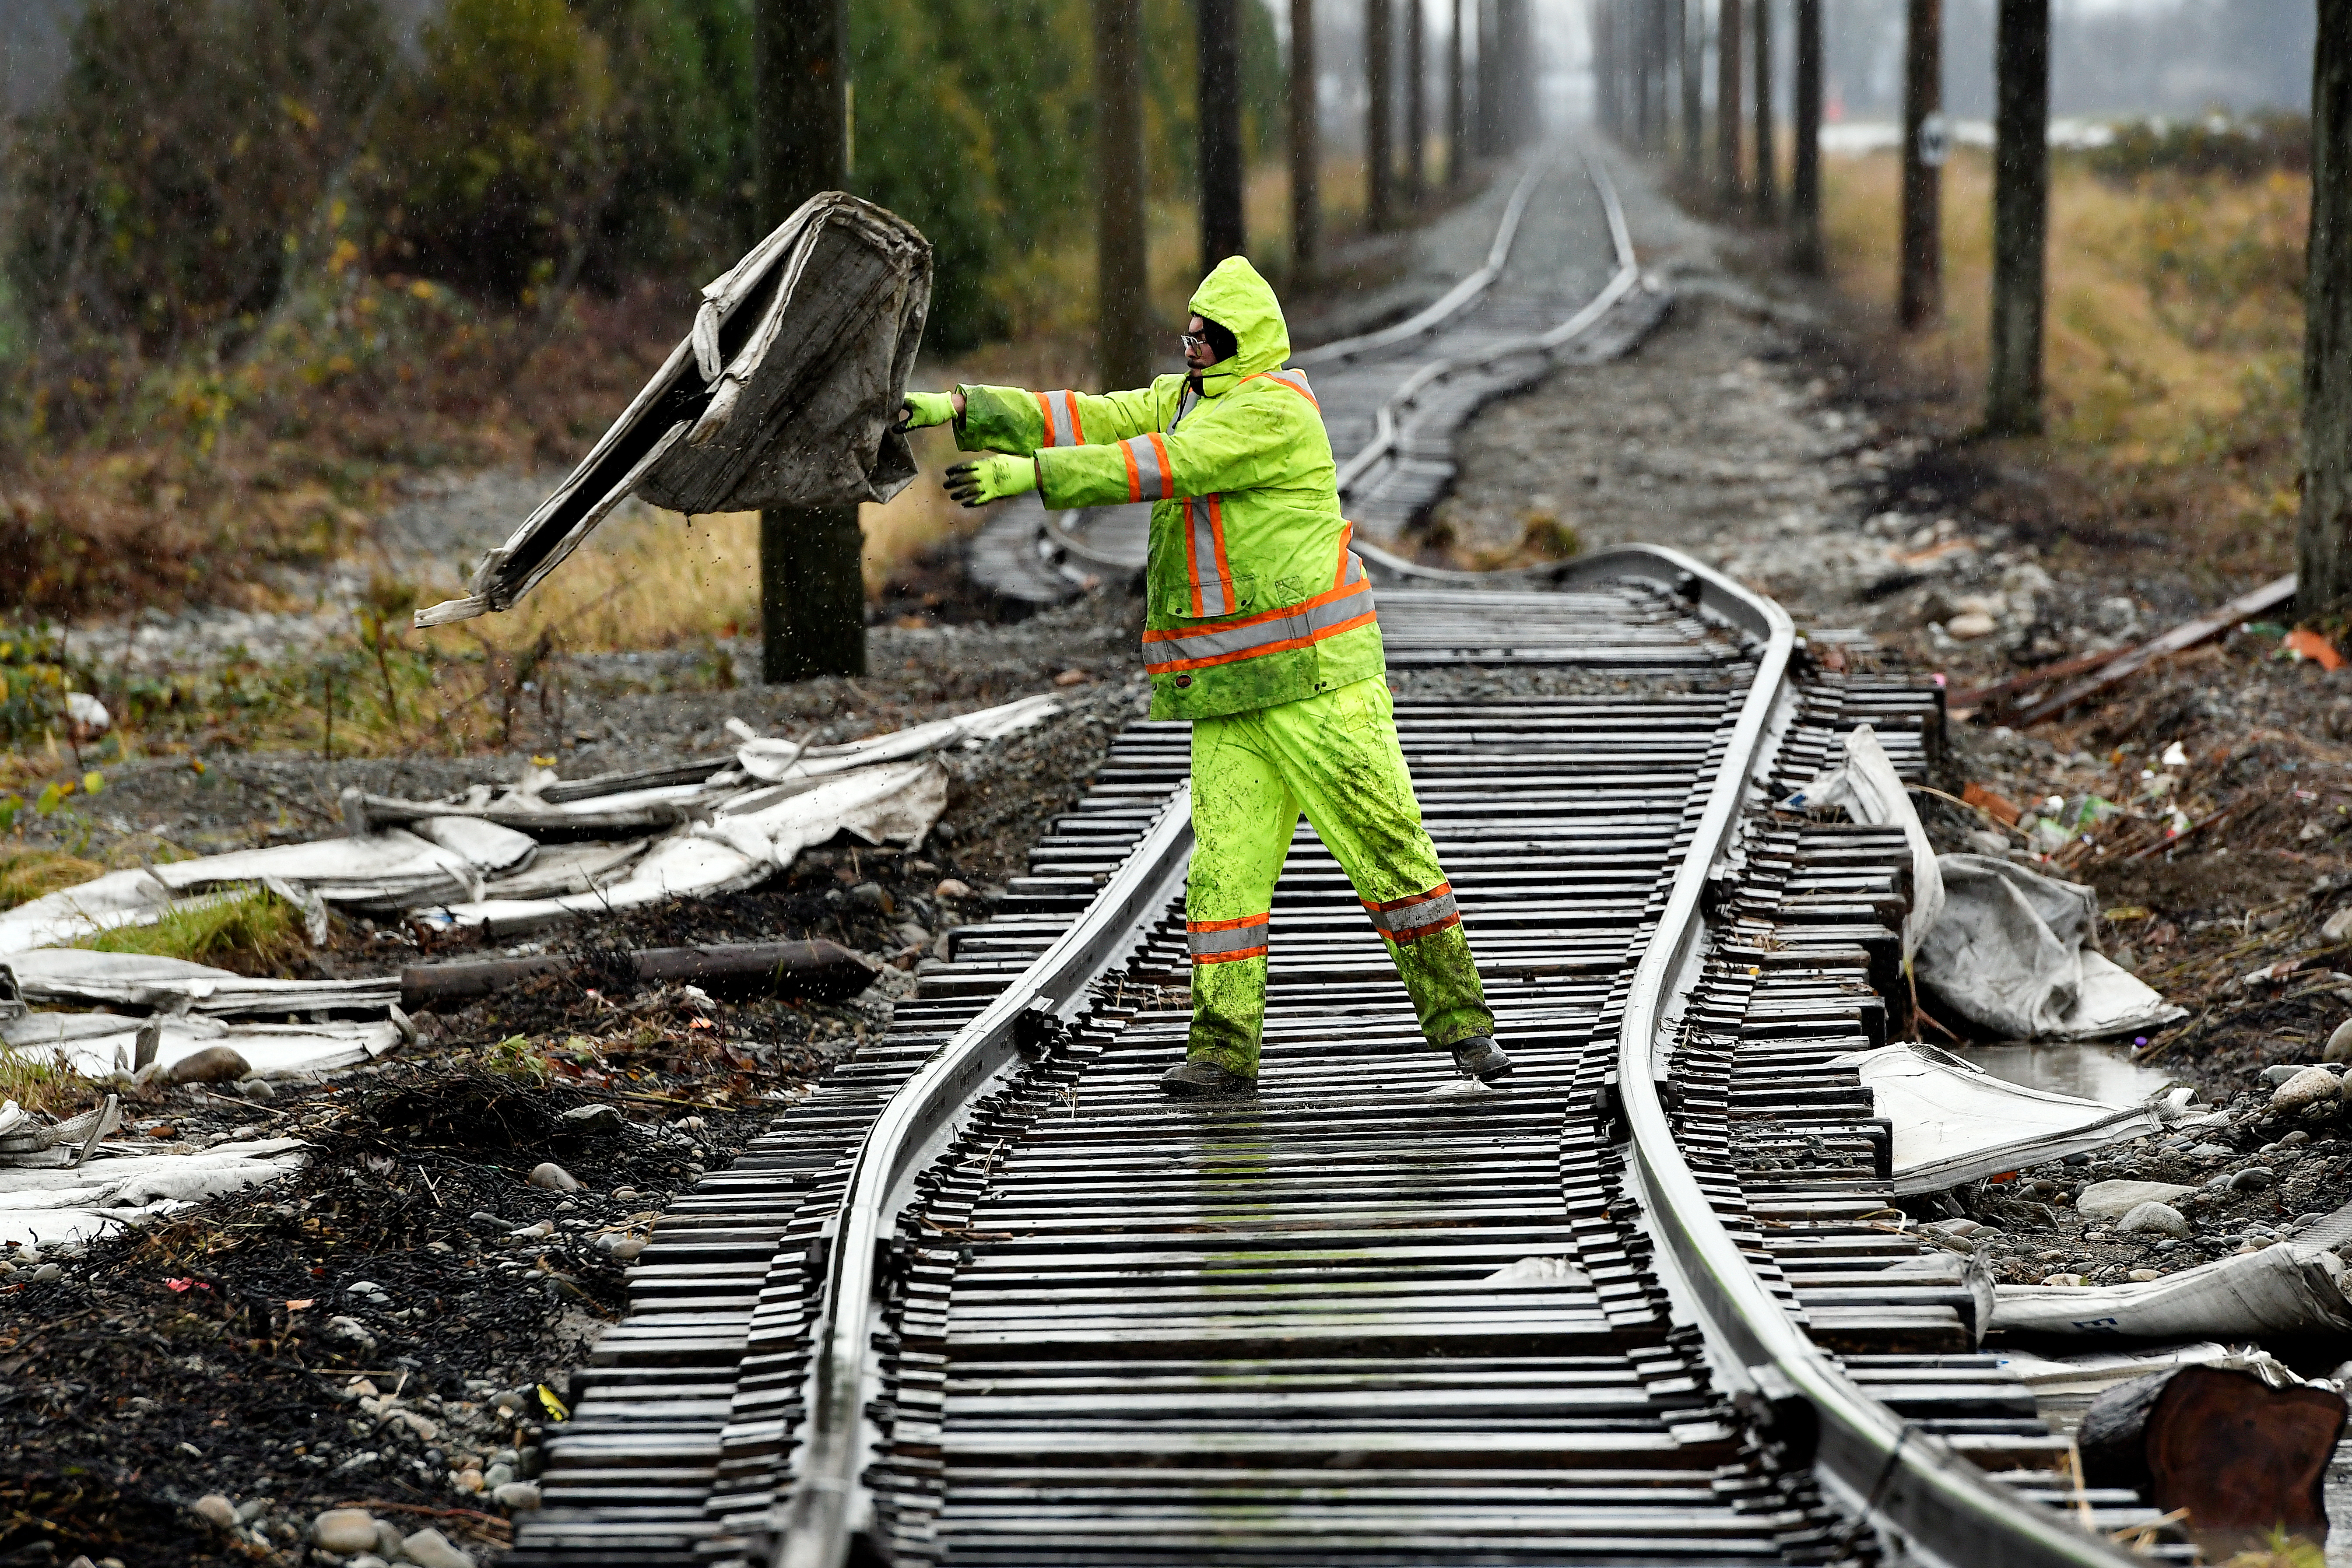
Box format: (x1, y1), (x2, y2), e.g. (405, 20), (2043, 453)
(2084, 110), (2311, 183)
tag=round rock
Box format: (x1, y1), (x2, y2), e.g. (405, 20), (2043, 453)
(312, 1508), (380, 1554)
(493, 1480), (543, 1512)
(2327, 1019), (2352, 1064)
(2116, 1201), (2192, 1239)
(399, 1527), (476, 1568)
(558, 1104), (623, 1133)
(2230, 1165), (2279, 1193)
(2271, 1066), (2341, 1110)
(168, 1045), (253, 1085)
(528, 1161), (582, 1192)
(191, 1494), (236, 1530)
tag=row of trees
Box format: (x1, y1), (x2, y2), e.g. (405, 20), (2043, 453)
(2, 0), (1288, 393)
(1592, 0), (2352, 631)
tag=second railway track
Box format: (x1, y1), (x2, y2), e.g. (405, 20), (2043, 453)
(513, 550), (2188, 1568)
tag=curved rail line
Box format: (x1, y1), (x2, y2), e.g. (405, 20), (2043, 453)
(976, 140), (1660, 603)
(719, 547), (2142, 1568)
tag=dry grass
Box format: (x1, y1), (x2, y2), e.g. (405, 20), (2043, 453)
(1820, 149), (2308, 587)
(0, 848), (104, 910)
(0, 1046), (99, 1119)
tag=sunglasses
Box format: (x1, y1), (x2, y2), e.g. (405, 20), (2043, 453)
(1180, 332), (1209, 351)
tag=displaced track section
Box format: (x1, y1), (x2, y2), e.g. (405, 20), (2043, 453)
(969, 142), (1663, 605)
(513, 550), (2179, 1568)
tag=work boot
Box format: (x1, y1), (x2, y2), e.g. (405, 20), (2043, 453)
(1160, 1059), (1255, 1098)
(1451, 1035), (1513, 1083)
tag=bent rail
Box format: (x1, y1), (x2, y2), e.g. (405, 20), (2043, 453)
(772, 786), (1195, 1568)
(1610, 547), (2134, 1568)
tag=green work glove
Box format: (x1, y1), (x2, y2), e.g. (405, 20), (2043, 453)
(944, 454), (1038, 508)
(895, 390), (957, 431)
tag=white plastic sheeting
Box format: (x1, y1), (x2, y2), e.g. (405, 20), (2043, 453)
(2, 1010), (403, 1080)
(2, 949), (399, 1015)
(1918, 855), (2185, 1040)
(418, 757), (951, 937)
(0, 1136), (306, 1250)
(0, 818), (538, 955)
(1990, 1244), (2352, 1340)
(1993, 1341), (2310, 1396)
(1833, 1042), (2167, 1193)
(1781, 724), (1944, 958)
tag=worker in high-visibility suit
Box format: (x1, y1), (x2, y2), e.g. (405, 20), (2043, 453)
(898, 256), (1505, 1097)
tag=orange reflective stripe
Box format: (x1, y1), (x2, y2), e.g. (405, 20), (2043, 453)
(1183, 498), (1205, 617)
(1208, 494), (1232, 583)
(1244, 369), (1321, 409)
(1121, 439), (1143, 503)
(1141, 577), (1369, 645)
(1145, 610), (1378, 674)
(1334, 521), (1355, 590)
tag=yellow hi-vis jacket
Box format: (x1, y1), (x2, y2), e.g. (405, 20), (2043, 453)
(952, 256), (1383, 721)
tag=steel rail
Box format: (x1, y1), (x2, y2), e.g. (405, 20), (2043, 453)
(1334, 137), (1646, 519)
(1290, 147), (1562, 370)
(771, 784), (1195, 1568)
(1610, 546), (2137, 1568)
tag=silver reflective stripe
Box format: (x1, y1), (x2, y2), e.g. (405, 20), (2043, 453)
(1043, 390), (1081, 447)
(1187, 919), (1268, 959)
(1264, 368), (1317, 403)
(1366, 889), (1459, 938)
(1188, 497), (1229, 617)
(1125, 435), (1172, 501)
(1341, 551), (1366, 587)
(1143, 578), (1376, 670)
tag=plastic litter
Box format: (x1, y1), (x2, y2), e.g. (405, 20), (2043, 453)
(1780, 724), (1944, 958)
(1916, 854), (2185, 1040)
(1990, 1243), (2352, 1340)
(1832, 1041), (2166, 1193)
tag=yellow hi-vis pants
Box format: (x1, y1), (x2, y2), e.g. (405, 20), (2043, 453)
(1184, 675), (1493, 1077)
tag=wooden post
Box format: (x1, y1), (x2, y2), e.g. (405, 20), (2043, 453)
(1405, 0), (1426, 206)
(1716, 0), (1743, 203)
(1448, 0), (1467, 184)
(1790, 0), (1822, 268)
(1097, 0), (1151, 388)
(1899, 0), (1942, 328)
(1985, 0), (2049, 433)
(1291, 0), (1321, 275)
(755, 0), (863, 683)
(2298, 0), (2352, 618)
(1201, 0), (1245, 267)
(1751, 0), (1775, 219)
(1367, 0), (1394, 228)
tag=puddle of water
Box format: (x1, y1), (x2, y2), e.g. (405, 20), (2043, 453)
(1959, 1042), (2183, 1105)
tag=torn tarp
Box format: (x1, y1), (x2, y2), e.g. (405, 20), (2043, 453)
(1990, 1244), (2352, 1341)
(1782, 724), (1945, 957)
(2, 950), (399, 1016)
(1917, 854), (2186, 1040)
(1834, 1041), (2168, 1193)
(3, 1010), (403, 1080)
(0, 1135), (306, 1250)
(417, 192), (932, 628)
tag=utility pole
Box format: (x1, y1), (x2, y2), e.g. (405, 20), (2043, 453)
(1986, 0), (2049, 433)
(1367, 0), (1394, 228)
(1899, 0), (1942, 327)
(755, 0), (862, 682)
(1646, 0), (1669, 152)
(1201, 0), (1245, 267)
(1716, 0), (1743, 205)
(1501, 0), (1532, 147)
(2296, 0), (2352, 617)
(1291, 0), (1320, 276)
(1791, 0), (1822, 268)
(1097, 0), (1151, 387)
(1406, 0), (1427, 206)
(1448, 0), (1467, 184)
(1751, 0), (1775, 219)
(1593, 1), (1615, 142)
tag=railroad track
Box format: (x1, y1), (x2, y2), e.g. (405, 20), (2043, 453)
(510, 547), (2188, 1568)
(967, 141), (1668, 607)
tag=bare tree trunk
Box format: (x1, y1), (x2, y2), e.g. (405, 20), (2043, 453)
(1899, 0), (1943, 328)
(755, 0), (863, 683)
(1478, 0), (1503, 155)
(1592, 0), (1615, 141)
(1406, 0), (1427, 205)
(1501, 0), (1533, 147)
(1368, 0), (1394, 228)
(1292, 0), (1322, 275)
(2299, 0), (2352, 617)
(1716, 0), (1743, 204)
(1646, 0), (1670, 153)
(1751, 0), (1775, 219)
(1672, 0), (1696, 175)
(1201, 0), (1245, 267)
(1449, 0), (1467, 184)
(1097, 0), (1151, 387)
(1985, 0), (2049, 433)
(1791, 0), (1822, 269)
